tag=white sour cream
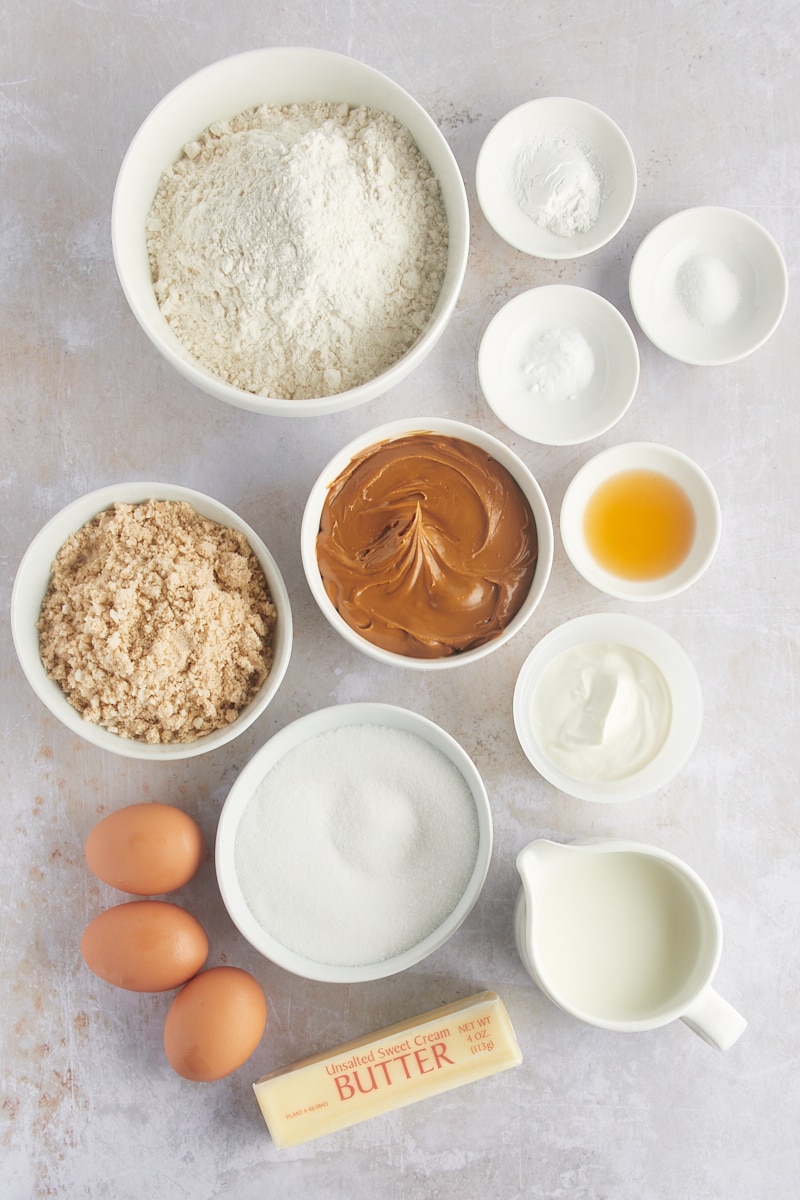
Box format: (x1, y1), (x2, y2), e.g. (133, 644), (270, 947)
(530, 642), (672, 782)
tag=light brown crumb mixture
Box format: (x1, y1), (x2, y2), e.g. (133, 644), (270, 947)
(38, 500), (277, 744)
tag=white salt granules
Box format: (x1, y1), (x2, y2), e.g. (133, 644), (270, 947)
(675, 253), (742, 327)
(233, 724), (480, 966)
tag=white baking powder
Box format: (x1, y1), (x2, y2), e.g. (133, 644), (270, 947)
(233, 724), (480, 966)
(147, 103), (449, 400)
(511, 129), (603, 237)
(521, 327), (595, 402)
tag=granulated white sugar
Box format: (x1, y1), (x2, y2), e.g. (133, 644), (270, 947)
(233, 724), (481, 966)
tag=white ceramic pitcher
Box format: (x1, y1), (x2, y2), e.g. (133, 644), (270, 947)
(514, 838), (746, 1050)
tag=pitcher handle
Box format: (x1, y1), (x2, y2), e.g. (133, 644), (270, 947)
(681, 986), (747, 1051)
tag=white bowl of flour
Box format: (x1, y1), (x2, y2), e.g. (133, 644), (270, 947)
(112, 48), (469, 416)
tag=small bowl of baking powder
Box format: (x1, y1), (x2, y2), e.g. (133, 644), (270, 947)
(112, 48), (469, 417)
(11, 483), (293, 760)
(215, 702), (493, 982)
(476, 97), (636, 260)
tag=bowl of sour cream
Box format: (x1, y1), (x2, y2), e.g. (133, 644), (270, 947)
(513, 612), (703, 803)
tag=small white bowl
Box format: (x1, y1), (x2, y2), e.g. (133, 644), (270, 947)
(560, 442), (721, 602)
(478, 286), (639, 445)
(475, 97), (636, 260)
(629, 206), (788, 365)
(215, 703), (493, 982)
(112, 47), (469, 417)
(300, 418), (554, 670)
(11, 483), (293, 760)
(513, 613), (703, 803)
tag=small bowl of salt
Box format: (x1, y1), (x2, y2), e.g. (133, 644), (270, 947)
(478, 285), (640, 445)
(475, 97), (636, 260)
(628, 206), (788, 365)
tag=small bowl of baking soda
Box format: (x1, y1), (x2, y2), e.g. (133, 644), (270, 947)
(112, 48), (469, 418)
(215, 703), (493, 982)
(476, 97), (636, 260)
(629, 206), (788, 365)
(478, 285), (640, 445)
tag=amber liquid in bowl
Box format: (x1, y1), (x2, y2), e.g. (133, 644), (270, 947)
(583, 469), (696, 580)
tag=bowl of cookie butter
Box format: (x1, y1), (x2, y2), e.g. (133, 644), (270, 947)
(112, 48), (469, 418)
(11, 483), (293, 760)
(300, 418), (554, 669)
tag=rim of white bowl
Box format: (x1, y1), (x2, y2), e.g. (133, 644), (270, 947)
(11, 482), (293, 760)
(215, 702), (493, 982)
(513, 612), (704, 803)
(559, 441), (721, 601)
(300, 417), (555, 669)
(111, 47), (470, 417)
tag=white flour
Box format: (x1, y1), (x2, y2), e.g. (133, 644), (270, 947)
(511, 129), (603, 237)
(146, 103), (449, 400)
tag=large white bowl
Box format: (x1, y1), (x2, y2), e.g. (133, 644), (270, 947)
(11, 483), (293, 760)
(513, 613), (703, 803)
(215, 703), (493, 983)
(629, 206), (788, 366)
(300, 418), (554, 669)
(476, 97), (636, 260)
(478, 285), (639, 445)
(112, 48), (470, 417)
(560, 442), (721, 602)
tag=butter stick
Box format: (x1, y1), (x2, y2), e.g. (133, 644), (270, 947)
(253, 990), (522, 1149)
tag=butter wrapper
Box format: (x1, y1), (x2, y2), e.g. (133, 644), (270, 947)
(253, 990), (522, 1148)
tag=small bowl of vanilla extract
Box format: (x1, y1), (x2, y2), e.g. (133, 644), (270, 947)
(560, 442), (721, 601)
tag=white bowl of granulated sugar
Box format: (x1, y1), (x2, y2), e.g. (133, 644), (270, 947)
(215, 703), (493, 982)
(112, 48), (470, 417)
(11, 483), (293, 760)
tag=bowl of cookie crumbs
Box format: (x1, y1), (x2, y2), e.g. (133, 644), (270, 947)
(11, 483), (293, 760)
(112, 48), (470, 418)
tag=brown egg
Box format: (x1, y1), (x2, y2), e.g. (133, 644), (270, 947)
(84, 802), (205, 895)
(81, 901), (208, 992)
(163, 966), (268, 1082)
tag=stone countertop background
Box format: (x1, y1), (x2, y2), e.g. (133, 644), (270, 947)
(2, 2), (798, 1197)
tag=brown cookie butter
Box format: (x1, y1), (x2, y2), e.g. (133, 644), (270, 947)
(316, 432), (539, 659)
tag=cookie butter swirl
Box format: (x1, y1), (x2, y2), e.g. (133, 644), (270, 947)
(316, 432), (539, 658)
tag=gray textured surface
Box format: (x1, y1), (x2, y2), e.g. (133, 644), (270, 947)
(2, 2), (798, 1196)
